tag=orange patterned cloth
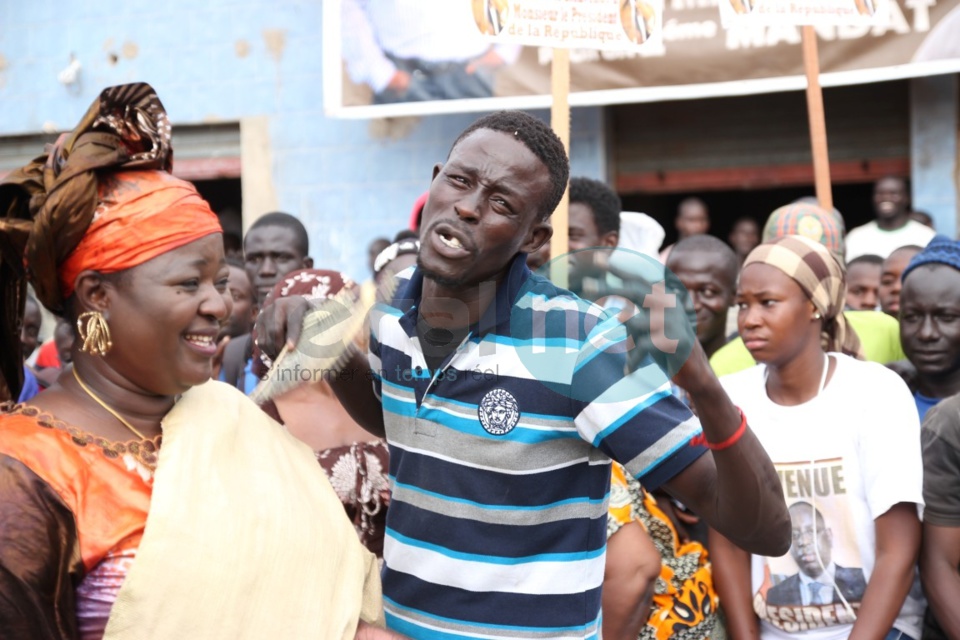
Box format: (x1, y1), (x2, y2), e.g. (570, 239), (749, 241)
(0, 404), (153, 572)
(58, 170), (221, 298)
(608, 463), (723, 640)
(0, 403), (154, 640)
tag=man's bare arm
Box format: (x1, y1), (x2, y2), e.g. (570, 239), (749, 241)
(849, 503), (920, 640)
(708, 528), (760, 640)
(921, 523), (960, 637)
(662, 344), (791, 557)
(329, 348), (385, 438)
(255, 297), (384, 437)
(599, 257), (789, 556)
(602, 521), (660, 640)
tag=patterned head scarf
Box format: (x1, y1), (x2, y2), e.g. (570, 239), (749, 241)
(902, 234), (960, 282)
(762, 201), (845, 257)
(373, 238), (420, 277)
(0, 83), (221, 401)
(743, 235), (864, 359)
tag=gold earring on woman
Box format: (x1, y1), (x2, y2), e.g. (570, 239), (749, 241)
(77, 311), (113, 356)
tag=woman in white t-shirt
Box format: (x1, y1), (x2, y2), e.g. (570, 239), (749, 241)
(711, 235), (924, 640)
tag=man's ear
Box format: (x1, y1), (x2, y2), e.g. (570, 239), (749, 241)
(73, 271), (113, 315)
(601, 231), (619, 249)
(303, 256), (314, 269)
(432, 163), (443, 181)
(522, 221), (553, 255)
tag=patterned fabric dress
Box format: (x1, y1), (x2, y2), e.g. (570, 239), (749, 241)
(608, 463), (725, 640)
(254, 268), (393, 558)
(316, 440), (391, 558)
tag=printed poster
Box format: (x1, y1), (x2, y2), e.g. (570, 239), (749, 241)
(325, 0), (960, 118)
(472, 0), (665, 50)
(756, 457), (864, 632)
(718, 0), (892, 26)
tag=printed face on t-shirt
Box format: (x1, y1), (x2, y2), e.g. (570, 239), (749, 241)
(789, 503), (833, 578)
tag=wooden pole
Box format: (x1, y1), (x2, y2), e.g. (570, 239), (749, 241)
(550, 47), (571, 289)
(801, 25), (833, 212)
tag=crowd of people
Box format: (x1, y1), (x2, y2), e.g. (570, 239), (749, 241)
(517, 174), (951, 640)
(1, 82), (958, 640)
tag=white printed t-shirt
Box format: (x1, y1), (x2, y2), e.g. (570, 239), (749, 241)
(844, 220), (935, 261)
(721, 354), (924, 640)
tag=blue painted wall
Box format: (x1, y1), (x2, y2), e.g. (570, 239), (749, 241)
(0, 0), (606, 280)
(910, 75), (959, 239)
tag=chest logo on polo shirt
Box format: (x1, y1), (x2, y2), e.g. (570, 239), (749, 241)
(478, 388), (520, 435)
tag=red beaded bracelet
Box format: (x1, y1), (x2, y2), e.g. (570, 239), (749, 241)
(689, 406), (748, 451)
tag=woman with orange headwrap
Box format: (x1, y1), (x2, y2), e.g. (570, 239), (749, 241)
(0, 84), (400, 640)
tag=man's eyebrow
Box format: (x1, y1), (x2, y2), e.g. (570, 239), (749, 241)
(446, 161), (520, 197)
(445, 160), (471, 173)
(495, 181), (519, 197)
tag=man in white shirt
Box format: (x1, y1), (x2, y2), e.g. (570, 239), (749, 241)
(342, 0), (521, 104)
(845, 176), (935, 262)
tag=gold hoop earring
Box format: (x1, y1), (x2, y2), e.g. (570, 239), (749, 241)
(77, 311), (113, 356)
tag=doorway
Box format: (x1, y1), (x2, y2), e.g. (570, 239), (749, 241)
(621, 182), (877, 249)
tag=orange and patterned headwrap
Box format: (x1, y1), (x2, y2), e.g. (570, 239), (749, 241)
(59, 171), (220, 298)
(0, 82), (220, 401)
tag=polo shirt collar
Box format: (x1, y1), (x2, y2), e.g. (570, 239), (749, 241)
(395, 253), (532, 339)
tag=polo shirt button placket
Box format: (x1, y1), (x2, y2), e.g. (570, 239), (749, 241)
(414, 368), (440, 438)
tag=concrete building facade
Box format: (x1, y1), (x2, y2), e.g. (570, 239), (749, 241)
(1, 1), (956, 278)
(0, 0), (606, 279)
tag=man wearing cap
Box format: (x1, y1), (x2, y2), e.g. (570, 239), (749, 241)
(910, 238), (960, 640)
(898, 235), (960, 420)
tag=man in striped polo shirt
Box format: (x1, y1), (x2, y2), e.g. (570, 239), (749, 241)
(260, 111), (790, 639)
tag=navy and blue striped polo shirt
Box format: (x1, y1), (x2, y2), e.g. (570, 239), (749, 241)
(369, 255), (705, 640)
